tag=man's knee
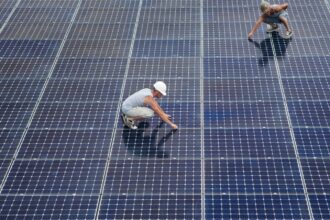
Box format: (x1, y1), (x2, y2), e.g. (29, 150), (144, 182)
(125, 107), (154, 119)
(143, 109), (154, 119)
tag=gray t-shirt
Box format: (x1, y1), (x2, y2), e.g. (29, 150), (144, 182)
(122, 88), (152, 113)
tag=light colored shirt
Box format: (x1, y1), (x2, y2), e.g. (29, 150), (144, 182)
(122, 88), (152, 113)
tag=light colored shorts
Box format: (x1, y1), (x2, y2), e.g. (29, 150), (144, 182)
(123, 107), (154, 119)
(264, 10), (289, 24)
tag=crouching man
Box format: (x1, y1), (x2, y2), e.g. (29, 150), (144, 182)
(121, 81), (178, 130)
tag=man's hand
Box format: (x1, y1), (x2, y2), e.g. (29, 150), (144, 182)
(171, 123), (178, 130)
(248, 32), (253, 39)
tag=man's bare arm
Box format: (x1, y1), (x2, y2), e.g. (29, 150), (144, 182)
(248, 16), (264, 38)
(273, 3), (288, 12)
(144, 96), (178, 129)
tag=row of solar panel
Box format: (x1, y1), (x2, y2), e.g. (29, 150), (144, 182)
(1, 78), (329, 102)
(1, 101), (329, 128)
(1, 57), (330, 78)
(0, 0), (320, 9)
(0, 157), (329, 193)
(1, 127), (329, 157)
(0, 39), (329, 59)
(2, 194), (327, 219)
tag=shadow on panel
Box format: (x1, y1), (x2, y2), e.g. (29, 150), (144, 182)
(122, 121), (177, 158)
(248, 32), (291, 66)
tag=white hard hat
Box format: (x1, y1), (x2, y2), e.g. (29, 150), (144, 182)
(153, 81), (167, 96)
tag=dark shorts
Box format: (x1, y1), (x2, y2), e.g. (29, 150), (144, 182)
(264, 11), (289, 24)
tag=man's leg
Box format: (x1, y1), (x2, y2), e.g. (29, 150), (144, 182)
(278, 11), (293, 38)
(122, 107), (154, 129)
(266, 23), (279, 33)
(264, 17), (280, 33)
(279, 16), (292, 32)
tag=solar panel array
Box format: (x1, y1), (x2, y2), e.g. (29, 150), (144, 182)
(0, 0), (329, 219)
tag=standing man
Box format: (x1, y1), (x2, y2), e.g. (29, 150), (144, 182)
(121, 81), (178, 130)
(248, 1), (293, 39)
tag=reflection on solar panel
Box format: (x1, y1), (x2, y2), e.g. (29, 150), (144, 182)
(0, 0), (329, 219)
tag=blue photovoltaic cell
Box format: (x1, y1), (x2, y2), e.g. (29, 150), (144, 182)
(75, 8), (139, 23)
(283, 78), (330, 100)
(112, 128), (201, 159)
(142, 0), (201, 8)
(68, 23), (135, 40)
(285, 38), (330, 57)
(204, 39), (262, 57)
(0, 130), (23, 158)
(0, 160), (11, 181)
(0, 195), (98, 220)
(203, 57), (277, 78)
(17, 129), (112, 159)
(203, 7), (258, 23)
(161, 102), (200, 128)
(1, 22), (71, 40)
(0, 1), (16, 21)
(204, 101), (287, 128)
(2, 160), (105, 194)
(136, 22), (200, 40)
(60, 40), (132, 58)
(99, 195), (201, 220)
(205, 195), (309, 219)
(295, 128), (330, 157)
(205, 159), (304, 194)
(52, 58), (128, 78)
(0, 102), (34, 129)
(204, 22), (253, 39)
(30, 102), (118, 129)
(204, 79), (283, 101)
(278, 56), (330, 78)
(0, 79), (45, 102)
(203, 0), (256, 8)
(10, 8), (75, 23)
(139, 8), (200, 23)
(18, 0), (78, 8)
(104, 159), (200, 194)
(288, 101), (330, 127)
(309, 195), (330, 220)
(132, 40), (199, 57)
(42, 79), (123, 102)
(204, 128), (295, 158)
(290, 4), (330, 20)
(0, 40), (60, 58)
(0, 58), (52, 78)
(301, 158), (330, 194)
(128, 58), (200, 78)
(81, 0), (140, 8)
(290, 21), (330, 38)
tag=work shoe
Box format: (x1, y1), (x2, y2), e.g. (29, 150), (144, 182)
(266, 24), (279, 33)
(282, 30), (293, 39)
(121, 113), (137, 129)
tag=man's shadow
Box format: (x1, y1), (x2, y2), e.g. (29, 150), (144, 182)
(249, 32), (292, 66)
(122, 121), (177, 158)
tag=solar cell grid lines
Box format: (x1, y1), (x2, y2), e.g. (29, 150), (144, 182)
(0, 0), (330, 219)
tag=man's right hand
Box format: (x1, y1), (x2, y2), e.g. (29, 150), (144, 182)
(171, 124), (178, 130)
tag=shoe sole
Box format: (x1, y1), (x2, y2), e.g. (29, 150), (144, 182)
(266, 28), (279, 33)
(282, 33), (293, 39)
(120, 113), (138, 129)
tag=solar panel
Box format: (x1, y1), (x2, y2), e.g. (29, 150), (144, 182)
(0, 0), (329, 219)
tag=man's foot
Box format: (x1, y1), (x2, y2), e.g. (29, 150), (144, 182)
(282, 30), (293, 39)
(121, 113), (137, 129)
(266, 24), (279, 33)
